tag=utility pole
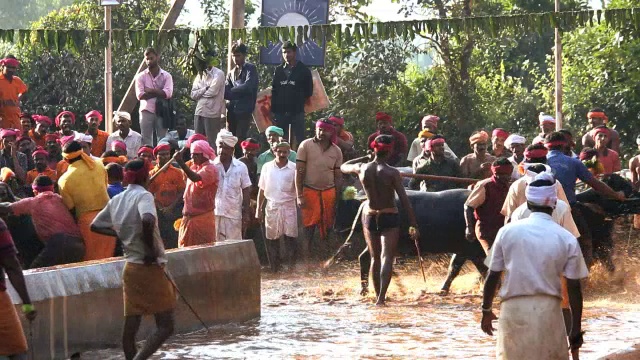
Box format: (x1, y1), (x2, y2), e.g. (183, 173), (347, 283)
(554, 0), (563, 130)
(104, 5), (113, 132)
(228, 0), (246, 73)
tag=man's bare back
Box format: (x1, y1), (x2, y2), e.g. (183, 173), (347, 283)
(360, 161), (400, 210)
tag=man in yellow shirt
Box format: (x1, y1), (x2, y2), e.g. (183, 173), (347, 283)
(58, 140), (115, 260)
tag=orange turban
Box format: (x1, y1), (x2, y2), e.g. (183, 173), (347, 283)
(469, 131), (489, 145)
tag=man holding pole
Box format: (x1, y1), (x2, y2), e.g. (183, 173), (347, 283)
(409, 135), (461, 192)
(91, 159), (176, 360)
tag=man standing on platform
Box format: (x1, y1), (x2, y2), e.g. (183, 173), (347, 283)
(582, 108), (621, 153)
(190, 51), (225, 147)
(0, 129), (28, 183)
(271, 41), (313, 149)
(257, 126), (297, 176)
(175, 140), (218, 247)
(213, 130), (252, 241)
(84, 110), (109, 157)
(226, 43), (259, 157)
(160, 115), (195, 151)
(296, 119), (343, 260)
(135, 47), (174, 146)
(107, 111), (143, 160)
(410, 135), (461, 192)
(367, 112), (408, 167)
(460, 131), (496, 179)
(91, 159), (176, 360)
(0, 56), (28, 129)
(407, 115), (458, 162)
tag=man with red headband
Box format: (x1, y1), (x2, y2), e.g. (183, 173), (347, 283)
(0, 129), (27, 183)
(91, 159), (176, 360)
(407, 115), (458, 162)
(460, 131), (496, 179)
(532, 113), (556, 144)
(409, 135), (461, 192)
(137, 145), (155, 164)
(44, 132), (62, 170)
(582, 108), (621, 153)
(341, 134), (419, 305)
(26, 147), (56, 185)
(367, 112), (408, 167)
(464, 158), (513, 254)
(55, 111), (79, 138)
(82, 110), (109, 157)
(29, 115), (52, 148)
(328, 115), (355, 160)
(491, 128), (511, 157)
(175, 140), (219, 247)
(0, 56), (28, 129)
(58, 140), (115, 260)
(297, 119), (343, 262)
(592, 125), (621, 174)
(239, 138), (260, 198)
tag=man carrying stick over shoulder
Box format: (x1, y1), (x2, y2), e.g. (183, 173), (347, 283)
(91, 159), (176, 360)
(341, 135), (419, 306)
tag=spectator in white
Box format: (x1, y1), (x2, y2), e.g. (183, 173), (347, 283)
(256, 141), (297, 272)
(159, 115), (194, 150)
(481, 172), (589, 360)
(532, 113), (556, 144)
(407, 115), (458, 162)
(190, 50), (225, 148)
(75, 133), (100, 160)
(504, 134), (526, 180)
(225, 43), (259, 157)
(135, 47), (174, 146)
(213, 130), (252, 241)
(106, 111), (143, 160)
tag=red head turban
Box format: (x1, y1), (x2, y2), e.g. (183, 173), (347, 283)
(185, 133), (208, 148)
(55, 111), (76, 127)
(84, 110), (103, 123)
(153, 144), (171, 158)
(316, 120), (337, 144)
(425, 138), (445, 151)
(492, 128), (509, 140)
(0, 58), (19, 68)
(44, 133), (61, 143)
(328, 116), (345, 126)
(32, 115), (53, 126)
(137, 146), (154, 158)
(240, 140), (260, 150)
(593, 126), (610, 138)
(111, 140), (127, 153)
(375, 112), (392, 123)
(0, 129), (19, 139)
(32, 147), (49, 158)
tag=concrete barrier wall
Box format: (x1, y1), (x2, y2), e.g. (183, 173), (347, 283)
(6, 240), (261, 359)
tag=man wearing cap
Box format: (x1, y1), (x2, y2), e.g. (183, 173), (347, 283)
(29, 115), (52, 149)
(0, 129), (27, 182)
(410, 135), (462, 192)
(175, 140), (219, 247)
(257, 126), (297, 176)
(481, 173), (589, 360)
(532, 113), (556, 144)
(464, 158), (513, 254)
(148, 143), (186, 249)
(407, 115), (458, 162)
(190, 49), (225, 147)
(135, 47), (174, 146)
(58, 140), (115, 261)
(296, 120), (343, 260)
(460, 131), (496, 179)
(213, 130), (252, 241)
(592, 125), (621, 174)
(505, 134), (526, 180)
(271, 41), (313, 148)
(106, 111), (143, 159)
(56, 111), (79, 138)
(490, 128), (511, 158)
(582, 108), (621, 153)
(26, 148), (57, 185)
(83, 110), (109, 157)
(0, 56), (28, 129)
(226, 43), (259, 157)
(367, 112), (408, 167)
(160, 115), (195, 151)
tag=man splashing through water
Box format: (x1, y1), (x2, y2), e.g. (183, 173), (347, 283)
(341, 135), (419, 306)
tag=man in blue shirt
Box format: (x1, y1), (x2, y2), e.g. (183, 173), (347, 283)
(545, 132), (624, 267)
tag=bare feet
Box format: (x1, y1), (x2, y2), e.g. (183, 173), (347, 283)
(375, 301), (386, 307)
(439, 288), (449, 296)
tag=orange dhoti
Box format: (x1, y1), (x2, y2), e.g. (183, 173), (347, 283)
(0, 291), (28, 356)
(122, 262), (176, 316)
(178, 212), (216, 248)
(78, 210), (116, 261)
(561, 277), (570, 309)
(301, 187), (336, 239)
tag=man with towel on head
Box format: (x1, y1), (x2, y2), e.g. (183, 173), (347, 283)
(532, 113), (556, 144)
(460, 131), (496, 179)
(84, 110), (109, 157)
(582, 108), (621, 153)
(29, 114), (52, 148)
(481, 172), (589, 360)
(504, 134), (526, 180)
(490, 128), (511, 158)
(407, 115), (458, 162)
(257, 125), (297, 176)
(175, 139), (218, 247)
(106, 111), (143, 160)
(55, 111), (78, 138)
(0, 56), (28, 129)
(409, 135), (461, 192)
(213, 130), (252, 241)
(91, 159), (176, 360)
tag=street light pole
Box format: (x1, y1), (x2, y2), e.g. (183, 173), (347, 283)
(104, 5), (114, 133)
(554, 0), (563, 130)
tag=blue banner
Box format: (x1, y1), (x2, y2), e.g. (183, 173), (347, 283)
(260, 0), (329, 66)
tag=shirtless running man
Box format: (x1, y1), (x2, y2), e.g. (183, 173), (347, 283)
(341, 134), (419, 306)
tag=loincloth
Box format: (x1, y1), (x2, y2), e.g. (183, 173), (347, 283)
(362, 202), (399, 232)
(0, 290), (27, 356)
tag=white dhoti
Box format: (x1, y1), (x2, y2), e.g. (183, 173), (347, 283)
(497, 295), (568, 360)
(215, 215), (243, 241)
(265, 199), (298, 240)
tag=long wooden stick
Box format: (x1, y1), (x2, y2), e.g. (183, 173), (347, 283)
(149, 150), (181, 184)
(400, 172), (478, 185)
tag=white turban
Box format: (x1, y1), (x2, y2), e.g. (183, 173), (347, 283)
(538, 113), (556, 125)
(525, 172), (558, 209)
(216, 129), (238, 147)
(75, 133), (93, 144)
(505, 134), (526, 148)
(113, 111), (131, 121)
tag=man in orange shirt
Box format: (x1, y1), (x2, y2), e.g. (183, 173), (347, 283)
(29, 115), (52, 148)
(0, 57), (28, 129)
(148, 143), (185, 249)
(44, 133), (62, 170)
(26, 148), (57, 185)
(19, 113), (33, 135)
(83, 110), (109, 157)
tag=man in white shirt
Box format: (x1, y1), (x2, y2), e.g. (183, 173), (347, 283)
(504, 134), (526, 180)
(213, 130), (252, 241)
(406, 115), (458, 162)
(256, 141), (297, 272)
(91, 159), (175, 360)
(159, 115), (195, 150)
(190, 51), (225, 147)
(481, 173), (589, 360)
(106, 111), (143, 159)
